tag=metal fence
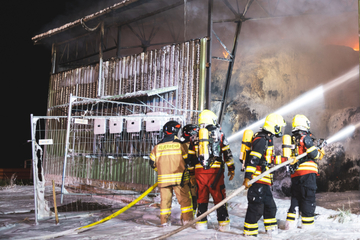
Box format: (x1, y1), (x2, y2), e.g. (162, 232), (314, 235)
(33, 94), (194, 200)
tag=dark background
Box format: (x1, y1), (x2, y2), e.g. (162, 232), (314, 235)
(3, 0), (119, 168)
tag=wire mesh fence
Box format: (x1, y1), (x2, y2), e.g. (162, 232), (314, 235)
(31, 96), (193, 219)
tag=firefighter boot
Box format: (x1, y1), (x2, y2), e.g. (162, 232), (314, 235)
(266, 225), (278, 236)
(285, 208), (298, 230)
(217, 205), (230, 232)
(195, 221), (208, 230)
(301, 223), (315, 230)
(195, 203), (208, 230)
(160, 213), (171, 227)
(284, 220), (297, 230)
(218, 220), (230, 232)
(181, 219), (191, 226)
(160, 217), (171, 227)
(301, 216), (315, 230)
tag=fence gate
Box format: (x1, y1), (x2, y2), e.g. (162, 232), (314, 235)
(30, 115), (68, 224)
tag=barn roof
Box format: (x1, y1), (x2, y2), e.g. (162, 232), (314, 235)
(31, 0), (184, 45)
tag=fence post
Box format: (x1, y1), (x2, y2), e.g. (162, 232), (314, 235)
(60, 94), (75, 203)
(30, 114), (39, 225)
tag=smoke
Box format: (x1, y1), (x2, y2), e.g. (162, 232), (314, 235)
(227, 65), (359, 143)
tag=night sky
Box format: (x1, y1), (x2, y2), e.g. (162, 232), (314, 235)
(3, 0), (118, 168)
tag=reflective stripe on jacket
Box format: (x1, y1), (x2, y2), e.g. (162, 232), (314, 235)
(291, 160), (318, 177)
(245, 132), (287, 186)
(291, 131), (319, 178)
(149, 135), (189, 187)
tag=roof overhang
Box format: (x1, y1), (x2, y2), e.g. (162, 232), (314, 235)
(31, 0), (186, 45)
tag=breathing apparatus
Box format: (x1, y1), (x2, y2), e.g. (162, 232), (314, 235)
(282, 134), (293, 158)
(197, 110), (219, 170)
(198, 126), (211, 169)
(239, 129), (253, 171)
(207, 124), (221, 159)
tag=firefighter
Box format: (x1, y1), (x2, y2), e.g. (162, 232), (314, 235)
(188, 109), (235, 232)
(181, 124), (200, 216)
(285, 114), (325, 230)
(149, 120), (194, 227)
(242, 113), (292, 237)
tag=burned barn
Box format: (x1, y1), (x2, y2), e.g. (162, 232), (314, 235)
(30, 0), (359, 223)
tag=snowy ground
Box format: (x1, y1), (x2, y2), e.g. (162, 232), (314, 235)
(0, 185), (359, 240)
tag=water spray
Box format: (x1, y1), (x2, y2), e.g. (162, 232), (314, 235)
(326, 123), (360, 144)
(228, 66), (359, 143)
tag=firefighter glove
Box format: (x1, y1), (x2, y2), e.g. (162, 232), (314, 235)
(289, 157), (298, 165)
(228, 170), (235, 181)
(190, 175), (197, 185)
(288, 160), (300, 174)
(318, 148), (325, 160)
(242, 178), (252, 189)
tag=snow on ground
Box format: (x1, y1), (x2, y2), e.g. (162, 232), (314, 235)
(0, 185), (359, 240)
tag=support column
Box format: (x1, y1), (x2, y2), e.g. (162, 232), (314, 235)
(205, 0), (213, 110)
(218, 20), (242, 124)
(51, 43), (57, 74)
(117, 26), (121, 58)
(184, 0), (187, 41)
(199, 38), (207, 111)
(97, 21), (104, 97)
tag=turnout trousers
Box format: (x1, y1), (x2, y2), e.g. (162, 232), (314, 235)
(287, 174), (316, 226)
(159, 184), (193, 225)
(196, 172), (229, 223)
(244, 183), (277, 236)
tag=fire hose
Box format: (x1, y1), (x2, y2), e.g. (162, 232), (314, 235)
(77, 181), (158, 232)
(154, 152), (308, 240)
(25, 182), (158, 240)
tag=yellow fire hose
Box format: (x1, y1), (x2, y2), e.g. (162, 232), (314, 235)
(25, 182), (158, 240)
(77, 182), (158, 232)
(154, 153), (308, 240)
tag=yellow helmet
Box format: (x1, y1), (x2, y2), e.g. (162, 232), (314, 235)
(198, 109), (218, 126)
(292, 114), (310, 132)
(262, 113), (286, 137)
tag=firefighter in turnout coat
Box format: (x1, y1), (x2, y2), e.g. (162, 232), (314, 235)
(242, 113), (291, 237)
(181, 124), (200, 215)
(285, 114), (325, 230)
(149, 121), (193, 226)
(188, 110), (235, 232)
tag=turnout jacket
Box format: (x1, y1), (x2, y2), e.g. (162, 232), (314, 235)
(291, 130), (320, 178)
(187, 126), (235, 175)
(149, 134), (189, 188)
(245, 131), (287, 186)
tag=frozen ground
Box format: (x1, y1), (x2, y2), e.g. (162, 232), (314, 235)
(0, 185), (359, 240)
